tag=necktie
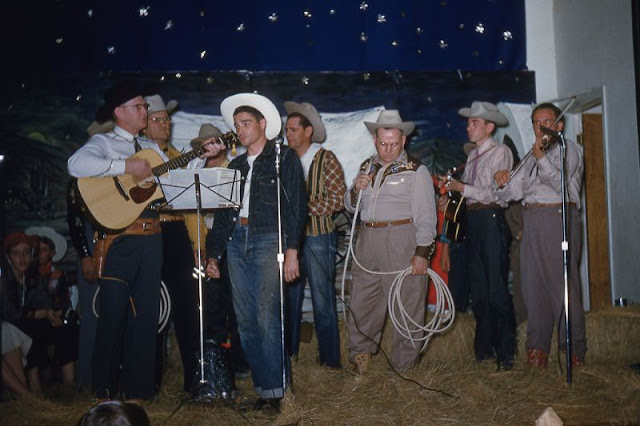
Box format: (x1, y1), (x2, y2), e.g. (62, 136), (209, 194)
(133, 136), (142, 152)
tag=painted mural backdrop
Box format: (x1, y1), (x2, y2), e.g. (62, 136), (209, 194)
(0, 70), (534, 270)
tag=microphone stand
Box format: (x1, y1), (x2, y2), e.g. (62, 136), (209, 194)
(193, 173), (207, 388)
(541, 126), (573, 385)
(557, 131), (573, 385)
(274, 138), (288, 394)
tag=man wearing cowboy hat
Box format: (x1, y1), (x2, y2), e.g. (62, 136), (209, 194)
(141, 96), (217, 395)
(67, 82), (224, 401)
(205, 93), (307, 410)
(444, 100), (516, 370)
(494, 102), (585, 369)
(283, 101), (345, 369)
(345, 109), (437, 374)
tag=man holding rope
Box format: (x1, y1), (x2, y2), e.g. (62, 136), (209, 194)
(345, 110), (437, 374)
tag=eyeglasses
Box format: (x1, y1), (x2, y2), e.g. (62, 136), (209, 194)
(150, 116), (171, 124)
(119, 103), (150, 111)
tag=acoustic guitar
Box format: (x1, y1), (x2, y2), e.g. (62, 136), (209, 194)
(77, 132), (238, 231)
(440, 168), (466, 242)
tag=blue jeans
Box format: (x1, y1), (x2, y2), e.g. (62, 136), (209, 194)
(286, 232), (341, 367)
(227, 226), (287, 399)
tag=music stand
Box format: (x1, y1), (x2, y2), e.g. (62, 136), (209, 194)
(158, 167), (241, 394)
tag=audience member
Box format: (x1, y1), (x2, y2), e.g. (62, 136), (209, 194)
(77, 400), (150, 426)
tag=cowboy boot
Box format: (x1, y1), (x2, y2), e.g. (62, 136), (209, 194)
(527, 348), (548, 368)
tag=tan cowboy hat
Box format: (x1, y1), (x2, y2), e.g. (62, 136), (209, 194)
(283, 101), (326, 143)
(220, 93), (282, 140)
(24, 226), (68, 263)
(364, 109), (415, 135)
(190, 123), (223, 149)
(86, 120), (115, 136)
(144, 94), (178, 115)
(458, 101), (508, 126)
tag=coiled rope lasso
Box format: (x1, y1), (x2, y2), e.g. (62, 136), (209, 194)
(92, 280), (172, 333)
(340, 160), (455, 354)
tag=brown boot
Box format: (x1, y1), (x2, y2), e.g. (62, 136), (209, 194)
(527, 348), (548, 369)
(352, 353), (372, 375)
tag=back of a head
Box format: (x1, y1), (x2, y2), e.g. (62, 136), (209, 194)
(77, 401), (150, 426)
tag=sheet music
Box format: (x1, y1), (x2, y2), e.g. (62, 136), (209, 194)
(161, 167), (241, 211)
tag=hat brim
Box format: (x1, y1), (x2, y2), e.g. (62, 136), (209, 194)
(166, 100), (179, 115)
(364, 122), (415, 135)
(220, 93), (282, 140)
(458, 107), (508, 126)
(284, 101), (326, 143)
(25, 226), (68, 262)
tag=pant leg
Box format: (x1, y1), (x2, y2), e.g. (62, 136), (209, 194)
(161, 222), (199, 391)
(227, 227), (286, 399)
(347, 229), (389, 358)
(304, 232), (341, 367)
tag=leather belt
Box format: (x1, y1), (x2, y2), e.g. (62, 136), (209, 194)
(362, 218), (413, 228)
(467, 203), (501, 211)
(239, 217), (249, 225)
(122, 218), (161, 235)
(524, 202), (576, 209)
(159, 214), (185, 222)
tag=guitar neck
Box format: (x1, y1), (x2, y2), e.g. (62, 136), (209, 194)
(152, 147), (203, 176)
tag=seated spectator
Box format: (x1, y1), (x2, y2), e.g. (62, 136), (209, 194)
(2, 231), (78, 393)
(1, 321), (32, 396)
(76, 400), (150, 426)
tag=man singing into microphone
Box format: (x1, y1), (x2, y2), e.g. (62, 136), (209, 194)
(494, 102), (586, 369)
(205, 93), (307, 411)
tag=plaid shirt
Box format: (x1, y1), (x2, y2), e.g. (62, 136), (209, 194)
(306, 148), (346, 236)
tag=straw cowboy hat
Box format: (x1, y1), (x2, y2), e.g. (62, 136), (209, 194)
(283, 101), (326, 143)
(145, 94), (178, 115)
(220, 93), (282, 140)
(458, 101), (508, 126)
(364, 109), (415, 135)
(24, 226), (68, 263)
(190, 123), (223, 149)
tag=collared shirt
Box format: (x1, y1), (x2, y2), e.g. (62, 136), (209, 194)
(68, 126), (169, 177)
(497, 139), (584, 209)
(345, 150), (437, 248)
(462, 137), (513, 207)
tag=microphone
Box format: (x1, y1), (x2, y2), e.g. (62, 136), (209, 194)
(540, 126), (561, 138)
(274, 137), (283, 171)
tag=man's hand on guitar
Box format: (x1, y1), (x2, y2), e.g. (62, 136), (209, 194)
(199, 138), (226, 159)
(494, 170), (510, 187)
(445, 177), (464, 193)
(125, 157), (153, 181)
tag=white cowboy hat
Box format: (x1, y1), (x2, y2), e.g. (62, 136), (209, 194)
(364, 109), (415, 135)
(24, 226), (68, 263)
(144, 94), (178, 115)
(283, 101), (326, 143)
(458, 101), (508, 126)
(220, 93), (282, 140)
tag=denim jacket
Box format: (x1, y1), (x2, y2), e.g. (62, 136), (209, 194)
(207, 140), (308, 260)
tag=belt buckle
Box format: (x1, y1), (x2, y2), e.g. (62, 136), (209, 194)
(142, 221), (151, 231)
